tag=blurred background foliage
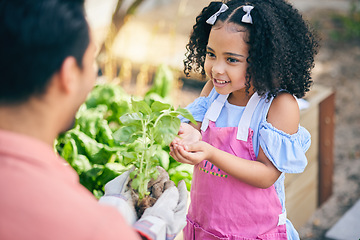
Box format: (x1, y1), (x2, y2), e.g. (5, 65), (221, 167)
(330, 0), (360, 41)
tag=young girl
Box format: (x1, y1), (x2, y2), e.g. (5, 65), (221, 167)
(170, 0), (319, 239)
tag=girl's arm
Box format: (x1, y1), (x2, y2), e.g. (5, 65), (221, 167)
(170, 80), (213, 152)
(172, 141), (279, 188)
(199, 80), (213, 97)
(188, 80), (214, 131)
(172, 92), (300, 189)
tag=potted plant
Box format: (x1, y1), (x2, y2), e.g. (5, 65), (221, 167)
(56, 80), (196, 217)
(115, 98), (195, 217)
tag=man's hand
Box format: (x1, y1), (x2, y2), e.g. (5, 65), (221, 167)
(133, 181), (188, 240)
(98, 170), (137, 225)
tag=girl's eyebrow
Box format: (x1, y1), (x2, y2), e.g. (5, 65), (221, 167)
(206, 46), (246, 58)
(206, 46), (214, 52)
(224, 52), (246, 58)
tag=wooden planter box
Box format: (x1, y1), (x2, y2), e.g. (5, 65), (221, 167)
(285, 84), (335, 229)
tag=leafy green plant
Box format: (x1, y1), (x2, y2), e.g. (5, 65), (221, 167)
(56, 83), (132, 198)
(115, 98), (195, 200)
(56, 65), (195, 201)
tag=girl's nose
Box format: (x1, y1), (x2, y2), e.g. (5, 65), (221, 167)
(212, 61), (225, 75)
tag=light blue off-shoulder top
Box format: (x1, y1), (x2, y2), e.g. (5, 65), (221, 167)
(180, 88), (311, 240)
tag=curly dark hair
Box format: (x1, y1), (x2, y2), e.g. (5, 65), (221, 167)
(184, 0), (319, 98)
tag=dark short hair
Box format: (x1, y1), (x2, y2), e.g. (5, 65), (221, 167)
(0, 0), (89, 104)
(184, 0), (319, 99)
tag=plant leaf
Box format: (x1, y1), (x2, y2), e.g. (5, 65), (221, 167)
(120, 112), (143, 125)
(105, 162), (128, 173)
(123, 152), (138, 165)
(156, 149), (170, 170)
(61, 138), (78, 165)
(72, 154), (92, 174)
(177, 107), (197, 124)
(132, 99), (152, 115)
(71, 130), (102, 157)
(151, 101), (171, 112)
(150, 168), (160, 181)
(96, 119), (114, 146)
(91, 148), (115, 165)
(113, 125), (139, 143)
(153, 116), (180, 145)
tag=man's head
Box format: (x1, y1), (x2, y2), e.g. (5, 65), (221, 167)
(0, 0), (90, 105)
(0, 0), (97, 143)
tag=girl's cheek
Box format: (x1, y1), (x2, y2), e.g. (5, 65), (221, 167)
(204, 60), (212, 78)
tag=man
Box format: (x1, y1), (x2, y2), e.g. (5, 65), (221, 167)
(0, 0), (187, 239)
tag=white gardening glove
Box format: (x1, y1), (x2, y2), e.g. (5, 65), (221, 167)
(133, 180), (188, 240)
(98, 170), (137, 225)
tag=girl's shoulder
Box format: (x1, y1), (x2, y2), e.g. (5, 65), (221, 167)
(256, 91), (297, 116)
(261, 92), (300, 135)
(256, 92), (310, 173)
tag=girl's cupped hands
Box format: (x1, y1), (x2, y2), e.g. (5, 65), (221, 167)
(170, 123), (211, 165)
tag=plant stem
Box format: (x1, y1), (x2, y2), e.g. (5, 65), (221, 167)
(139, 119), (145, 175)
(153, 111), (168, 129)
(139, 116), (150, 199)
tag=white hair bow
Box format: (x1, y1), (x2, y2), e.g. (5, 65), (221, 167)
(206, 3), (229, 25)
(242, 5), (254, 24)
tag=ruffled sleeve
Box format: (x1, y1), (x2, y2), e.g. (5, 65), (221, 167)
(179, 88), (218, 123)
(259, 121), (311, 173)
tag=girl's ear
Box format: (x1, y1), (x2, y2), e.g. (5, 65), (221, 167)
(58, 56), (80, 94)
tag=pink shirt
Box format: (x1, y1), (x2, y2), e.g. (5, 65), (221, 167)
(0, 129), (141, 240)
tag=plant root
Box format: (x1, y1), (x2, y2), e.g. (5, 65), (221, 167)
(129, 166), (175, 218)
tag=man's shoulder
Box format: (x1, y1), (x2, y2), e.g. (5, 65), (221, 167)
(0, 151), (138, 239)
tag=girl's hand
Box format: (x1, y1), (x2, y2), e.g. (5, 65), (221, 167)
(171, 123), (201, 147)
(170, 141), (212, 165)
(170, 122), (204, 165)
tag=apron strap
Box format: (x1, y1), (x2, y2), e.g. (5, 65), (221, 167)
(201, 94), (229, 132)
(236, 92), (262, 141)
(201, 91), (262, 141)
(278, 211), (287, 226)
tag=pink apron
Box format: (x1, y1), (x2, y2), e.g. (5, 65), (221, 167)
(183, 93), (287, 240)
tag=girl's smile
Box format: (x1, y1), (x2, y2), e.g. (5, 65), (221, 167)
(213, 78), (230, 86)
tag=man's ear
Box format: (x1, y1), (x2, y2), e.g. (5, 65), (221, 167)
(58, 56), (80, 94)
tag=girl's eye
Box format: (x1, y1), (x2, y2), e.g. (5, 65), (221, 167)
(206, 51), (215, 58)
(227, 57), (239, 63)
